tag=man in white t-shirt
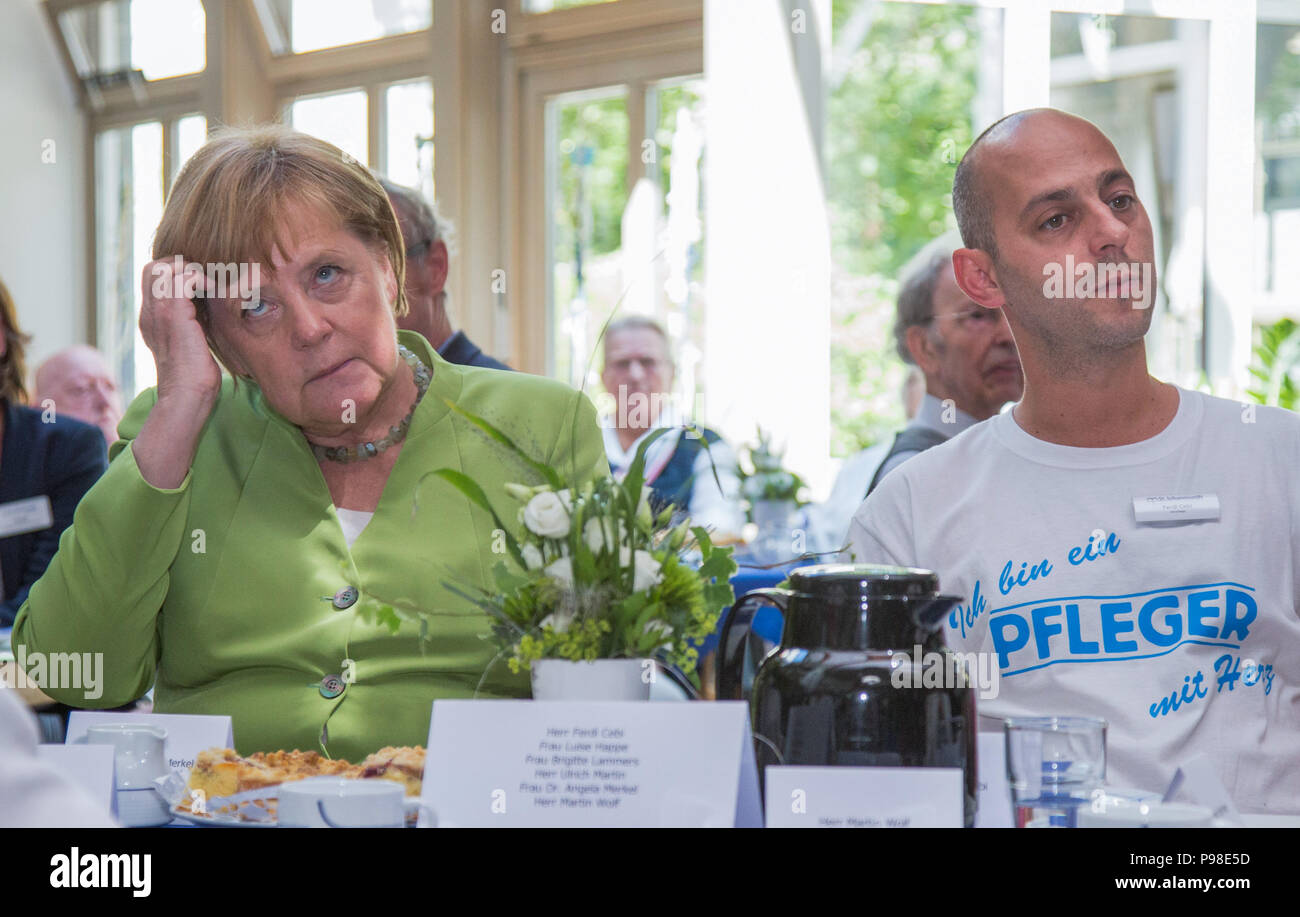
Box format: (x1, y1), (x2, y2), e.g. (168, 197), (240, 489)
(848, 108), (1300, 813)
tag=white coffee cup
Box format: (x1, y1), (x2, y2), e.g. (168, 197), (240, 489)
(85, 724), (171, 827)
(85, 724), (168, 788)
(277, 777), (436, 828)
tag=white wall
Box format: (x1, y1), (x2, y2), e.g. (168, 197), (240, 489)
(0, 0), (87, 379)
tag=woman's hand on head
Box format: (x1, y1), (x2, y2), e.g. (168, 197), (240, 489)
(131, 258), (225, 489)
(140, 257), (223, 410)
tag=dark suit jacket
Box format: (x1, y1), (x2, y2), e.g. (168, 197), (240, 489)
(438, 331), (512, 371)
(0, 400), (107, 625)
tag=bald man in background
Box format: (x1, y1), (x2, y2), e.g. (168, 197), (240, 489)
(34, 346), (124, 448)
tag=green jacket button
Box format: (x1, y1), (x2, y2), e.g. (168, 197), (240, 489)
(319, 674), (345, 698)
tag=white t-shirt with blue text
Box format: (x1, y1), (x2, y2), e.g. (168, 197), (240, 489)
(848, 387), (1300, 813)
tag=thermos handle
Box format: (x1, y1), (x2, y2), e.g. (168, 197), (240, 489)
(652, 659), (701, 700)
(914, 594), (964, 633)
(716, 588), (792, 701)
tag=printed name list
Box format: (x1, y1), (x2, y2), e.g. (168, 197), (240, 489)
(520, 724), (642, 809)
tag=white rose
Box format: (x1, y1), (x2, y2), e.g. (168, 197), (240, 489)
(544, 556), (575, 587)
(520, 543), (544, 570)
(523, 491), (571, 538)
(632, 550), (663, 593)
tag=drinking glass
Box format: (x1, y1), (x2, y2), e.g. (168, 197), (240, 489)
(1005, 716), (1106, 828)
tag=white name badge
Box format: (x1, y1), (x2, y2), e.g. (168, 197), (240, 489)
(423, 700), (762, 827)
(1133, 494), (1220, 524)
(975, 732), (1013, 828)
(764, 766), (963, 828)
(0, 496), (53, 538)
(66, 711), (234, 774)
(37, 744), (116, 815)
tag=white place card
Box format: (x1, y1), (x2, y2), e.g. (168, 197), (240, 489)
(764, 766), (963, 828)
(66, 711), (234, 774)
(423, 700), (762, 827)
(37, 744), (116, 814)
(975, 731), (1013, 828)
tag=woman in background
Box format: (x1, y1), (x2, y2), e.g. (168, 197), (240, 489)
(0, 278), (106, 626)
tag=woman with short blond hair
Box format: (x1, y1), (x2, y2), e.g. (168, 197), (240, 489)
(13, 126), (606, 759)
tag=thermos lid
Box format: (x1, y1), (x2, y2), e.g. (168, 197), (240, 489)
(787, 564), (940, 601)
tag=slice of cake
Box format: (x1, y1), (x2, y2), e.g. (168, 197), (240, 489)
(357, 746), (427, 796)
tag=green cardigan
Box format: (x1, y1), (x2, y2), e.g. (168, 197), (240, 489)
(13, 331), (607, 761)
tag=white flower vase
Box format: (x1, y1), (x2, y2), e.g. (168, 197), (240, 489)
(751, 499), (796, 564)
(531, 659), (653, 701)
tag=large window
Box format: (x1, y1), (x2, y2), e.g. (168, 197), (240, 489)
(1257, 20), (1300, 323)
(253, 0), (432, 55)
(544, 76), (707, 417)
(95, 114), (206, 399)
(55, 0), (205, 84)
(290, 88), (370, 163)
(286, 76), (435, 191)
(828, 1), (1002, 454)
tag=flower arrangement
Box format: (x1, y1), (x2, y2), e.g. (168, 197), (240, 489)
(738, 426), (808, 507)
(418, 404), (738, 686)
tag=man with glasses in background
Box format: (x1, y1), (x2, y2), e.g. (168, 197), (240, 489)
(866, 231), (1024, 495)
(804, 234), (1022, 553)
(380, 178), (511, 370)
(601, 316), (745, 540)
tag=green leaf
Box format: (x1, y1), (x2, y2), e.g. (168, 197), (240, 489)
(621, 426), (673, 511)
(441, 397), (563, 489)
(491, 560), (531, 593)
(418, 468), (525, 568)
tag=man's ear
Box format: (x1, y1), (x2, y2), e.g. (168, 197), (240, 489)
(905, 325), (941, 376)
(428, 240), (449, 297)
(952, 248), (1004, 310)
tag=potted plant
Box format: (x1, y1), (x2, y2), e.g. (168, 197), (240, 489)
(410, 407), (737, 700)
(738, 427), (808, 563)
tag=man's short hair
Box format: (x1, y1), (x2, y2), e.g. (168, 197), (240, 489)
(952, 109), (1049, 261)
(892, 231), (962, 365)
(378, 177), (451, 251)
(602, 316), (672, 365)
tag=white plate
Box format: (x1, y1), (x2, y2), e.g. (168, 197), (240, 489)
(169, 804), (277, 828)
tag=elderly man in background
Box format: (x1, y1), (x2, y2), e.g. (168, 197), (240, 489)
(803, 236), (1023, 553)
(379, 178), (510, 370)
(866, 231), (1023, 495)
(34, 345), (124, 448)
(601, 316), (745, 539)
